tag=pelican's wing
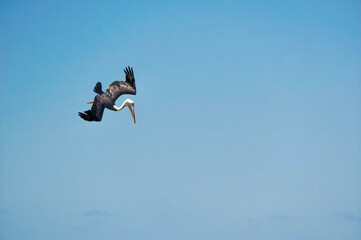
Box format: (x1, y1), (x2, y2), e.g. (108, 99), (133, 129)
(105, 66), (136, 102)
(78, 95), (105, 122)
(93, 82), (104, 95)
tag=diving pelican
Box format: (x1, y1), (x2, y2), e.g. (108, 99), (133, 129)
(78, 66), (136, 123)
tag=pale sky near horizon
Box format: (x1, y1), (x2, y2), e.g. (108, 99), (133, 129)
(1, 0), (360, 239)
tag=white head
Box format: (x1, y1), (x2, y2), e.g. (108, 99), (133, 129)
(125, 98), (134, 105)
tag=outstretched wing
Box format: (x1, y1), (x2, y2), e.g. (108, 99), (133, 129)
(105, 66), (136, 103)
(78, 95), (105, 122)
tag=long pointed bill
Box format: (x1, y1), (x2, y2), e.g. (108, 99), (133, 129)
(129, 105), (136, 124)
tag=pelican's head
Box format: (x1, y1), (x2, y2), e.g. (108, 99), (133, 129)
(125, 99), (136, 124)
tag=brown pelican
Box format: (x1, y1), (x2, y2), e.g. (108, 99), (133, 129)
(78, 66), (136, 123)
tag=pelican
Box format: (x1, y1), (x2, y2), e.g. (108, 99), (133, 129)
(78, 66), (136, 123)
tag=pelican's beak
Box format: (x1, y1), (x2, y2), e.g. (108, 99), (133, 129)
(129, 104), (136, 124)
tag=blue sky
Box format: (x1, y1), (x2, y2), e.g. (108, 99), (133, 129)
(0, 0), (360, 239)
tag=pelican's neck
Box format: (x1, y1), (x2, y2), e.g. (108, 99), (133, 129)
(114, 99), (132, 111)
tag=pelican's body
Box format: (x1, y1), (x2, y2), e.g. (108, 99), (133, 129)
(78, 66), (136, 123)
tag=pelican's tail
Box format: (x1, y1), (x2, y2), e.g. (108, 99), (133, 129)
(93, 82), (104, 95)
(78, 111), (100, 122)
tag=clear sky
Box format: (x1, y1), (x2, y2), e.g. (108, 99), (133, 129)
(0, 0), (360, 239)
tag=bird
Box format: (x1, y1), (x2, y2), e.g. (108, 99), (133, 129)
(78, 66), (136, 123)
